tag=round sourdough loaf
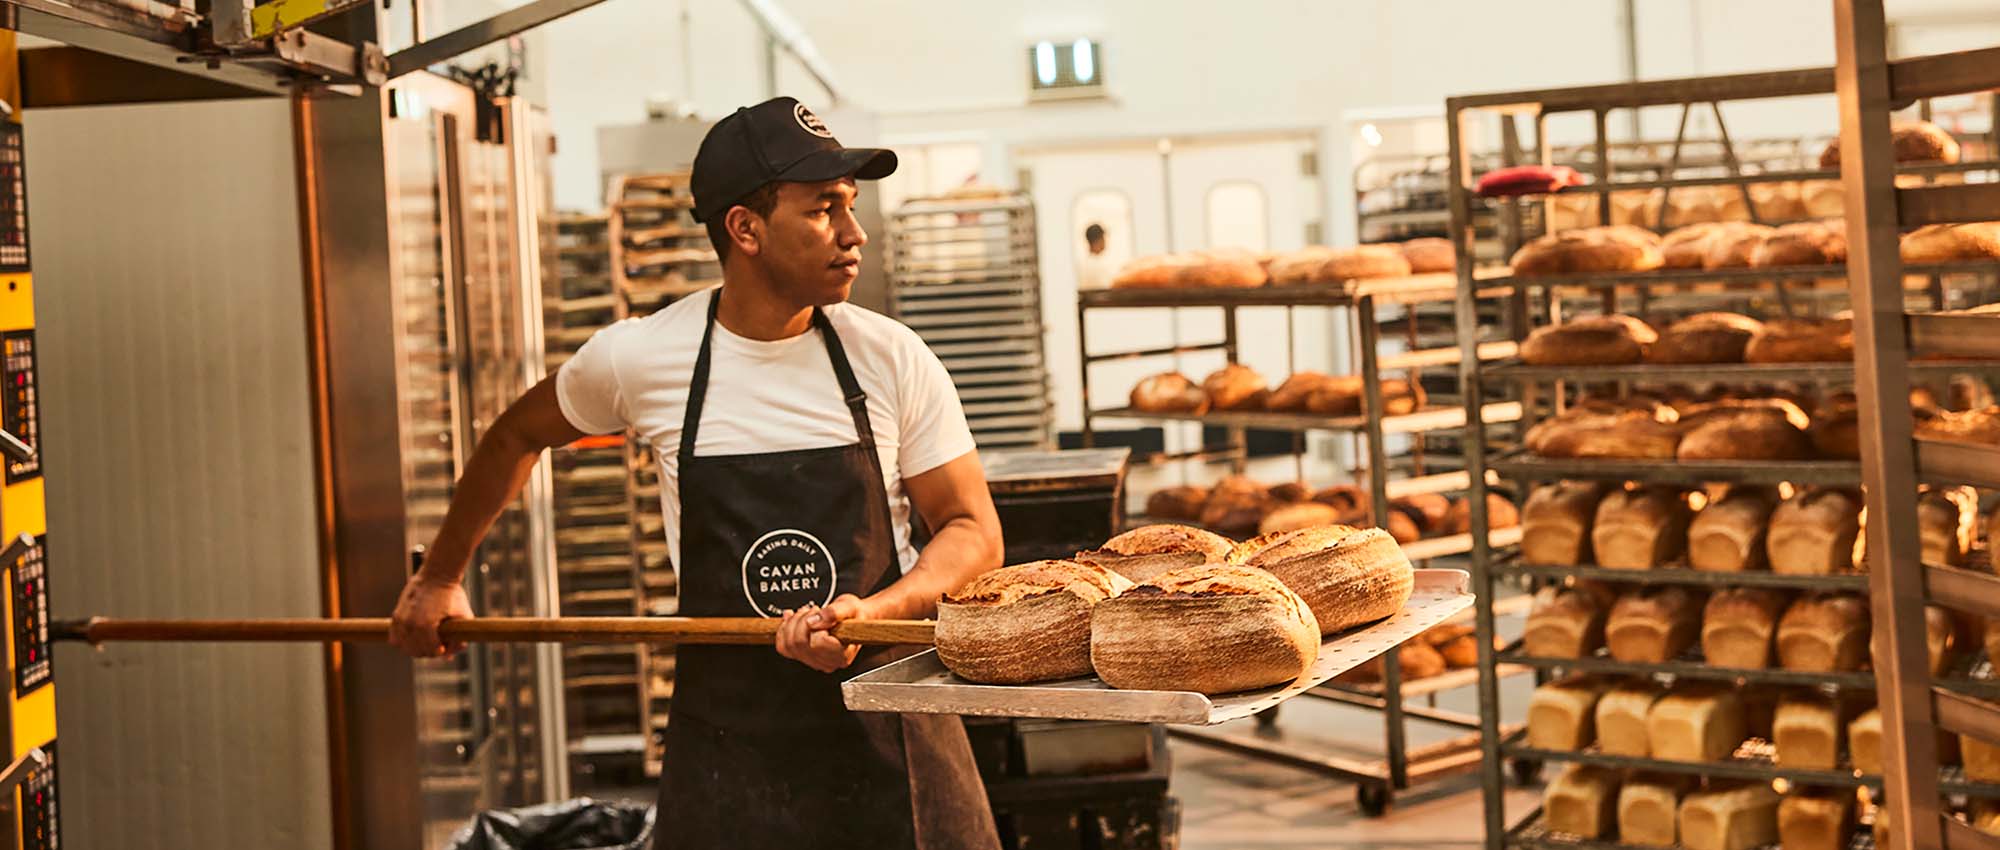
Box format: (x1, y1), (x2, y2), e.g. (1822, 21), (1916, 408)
(1266, 371), (1334, 412)
(1525, 408), (1683, 459)
(1241, 525), (1414, 635)
(1745, 319), (1853, 363)
(1400, 237), (1456, 274)
(1129, 372), (1208, 413)
(1142, 485), (1209, 521)
(1750, 220), (1847, 267)
(1510, 225), (1665, 276)
(1074, 523), (1237, 582)
(1089, 564), (1320, 694)
(1676, 407), (1813, 461)
(1703, 222), (1776, 269)
(1201, 364), (1268, 411)
(1662, 222), (1731, 269)
(1521, 314), (1658, 366)
(1319, 245), (1412, 281)
(1267, 246), (1340, 284)
(1647, 312), (1763, 364)
(936, 559), (1135, 684)
(1257, 501), (1341, 536)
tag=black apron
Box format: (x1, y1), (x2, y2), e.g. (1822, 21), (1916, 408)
(655, 294), (999, 850)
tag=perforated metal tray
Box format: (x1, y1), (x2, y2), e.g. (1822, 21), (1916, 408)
(841, 568), (1472, 725)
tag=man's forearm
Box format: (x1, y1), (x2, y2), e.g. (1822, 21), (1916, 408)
(418, 430), (546, 586)
(862, 516), (1002, 620)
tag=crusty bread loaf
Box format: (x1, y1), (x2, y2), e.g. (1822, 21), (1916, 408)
(937, 559), (1136, 684)
(1820, 120), (1961, 168)
(1773, 694), (1844, 770)
(1547, 764), (1623, 838)
(1400, 237), (1457, 274)
(1524, 581), (1616, 658)
(1663, 222), (1736, 269)
(1438, 633), (1480, 668)
(1130, 372), (1209, 413)
(1243, 525), (1415, 635)
(1174, 249), (1269, 288)
(1776, 594), (1871, 672)
(1597, 681), (1667, 757)
(1512, 226), (1666, 277)
(1075, 524), (1238, 582)
(1112, 255), (1199, 288)
(1705, 223), (1778, 269)
(1302, 374), (1366, 416)
(1521, 315), (1658, 366)
(1768, 489), (1864, 576)
(1808, 394), (1860, 459)
(1268, 481), (1310, 504)
(1750, 220), (1848, 268)
(1392, 493), (1453, 534)
(1311, 484), (1368, 516)
(1267, 247), (1340, 284)
(1201, 364), (1268, 411)
(1778, 792), (1853, 850)
(1443, 493), (1518, 535)
(1681, 784), (1782, 850)
(1621, 773), (1699, 846)
(1745, 318), (1854, 363)
(1266, 372), (1333, 412)
(1527, 407), (1683, 459)
(1593, 487), (1692, 569)
(1522, 481), (1606, 565)
(1964, 733), (2000, 783)
(1920, 486), (1976, 567)
(1339, 639), (1448, 684)
(1651, 686), (1750, 762)
(1847, 708), (1883, 775)
(1374, 378), (1427, 416)
(1608, 586), (1705, 663)
(1198, 475), (1272, 535)
(1089, 564), (1319, 694)
(1256, 502), (1341, 536)
(1702, 588), (1791, 669)
(1144, 485), (1209, 521)
(1648, 312), (1765, 364)
(1319, 245), (1413, 281)
(1976, 801), (2000, 837)
(1916, 405), (2000, 445)
(1529, 676), (1614, 751)
(1677, 408), (1813, 461)
(1689, 486), (1780, 572)
(1902, 222), (2000, 264)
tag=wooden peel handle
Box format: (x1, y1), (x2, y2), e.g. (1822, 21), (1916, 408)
(54, 616), (936, 646)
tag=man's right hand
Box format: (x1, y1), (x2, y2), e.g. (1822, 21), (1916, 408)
(390, 576), (475, 658)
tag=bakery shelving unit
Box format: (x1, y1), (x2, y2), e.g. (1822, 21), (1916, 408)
(606, 171), (709, 777)
(886, 191), (1054, 451)
(1077, 273), (1528, 814)
(545, 212), (650, 785)
(1443, 60), (2000, 850)
(1832, 7), (2000, 850)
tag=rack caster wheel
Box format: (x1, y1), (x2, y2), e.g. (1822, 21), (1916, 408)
(1356, 782), (1392, 817)
(1509, 757), (1543, 786)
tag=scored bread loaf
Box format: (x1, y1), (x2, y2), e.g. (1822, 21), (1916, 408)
(936, 559), (1136, 684)
(1663, 222), (1734, 269)
(1522, 481), (1606, 565)
(1649, 312), (1765, 364)
(1677, 408), (1814, 461)
(1808, 394), (1861, 459)
(1400, 237), (1457, 274)
(1773, 693), (1846, 770)
(1198, 475), (1272, 535)
(1265, 371), (1333, 412)
(1821, 120), (1962, 168)
(1074, 524), (1237, 582)
(1129, 372), (1209, 413)
(1768, 489), (1864, 576)
(1680, 783), (1782, 850)
(1512, 226), (1666, 277)
(1089, 564), (1319, 694)
(1318, 245), (1413, 281)
(1256, 502), (1342, 536)
(1527, 407), (1683, 459)
(1201, 364), (1268, 411)
(1702, 588), (1791, 669)
(1704, 224), (1778, 270)
(1902, 222), (2000, 264)
(1650, 686), (1750, 762)
(1144, 485), (1209, 522)
(1689, 486), (1781, 572)
(1547, 764), (1624, 838)
(1750, 220), (1848, 268)
(1266, 247), (1340, 285)
(1521, 315), (1659, 366)
(1301, 374), (1366, 416)
(1608, 586), (1705, 663)
(1778, 792), (1854, 850)
(1529, 676), (1615, 751)
(1391, 492), (1454, 533)
(1777, 594), (1871, 672)
(1621, 773), (1699, 847)
(1916, 405), (2000, 446)
(1745, 319), (1854, 364)
(1524, 580), (1617, 658)
(1593, 487), (1692, 569)
(1242, 525), (1415, 635)
(1597, 681), (1668, 757)
(1268, 481), (1310, 504)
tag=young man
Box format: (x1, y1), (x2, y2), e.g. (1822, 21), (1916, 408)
(390, 97), (1004, 850)
(1075, 222), (1115, 290)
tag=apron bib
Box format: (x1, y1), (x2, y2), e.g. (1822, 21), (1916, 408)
(655, 294), (998, 850)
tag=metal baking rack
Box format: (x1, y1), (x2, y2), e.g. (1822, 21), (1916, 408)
(1075, 267), (1532, 814)
(1444, 50), (2000, 850)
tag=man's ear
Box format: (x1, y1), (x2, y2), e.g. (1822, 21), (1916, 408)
(724, 206), (764, 258)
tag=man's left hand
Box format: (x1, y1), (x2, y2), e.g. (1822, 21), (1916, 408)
(775, 594), (868, 672)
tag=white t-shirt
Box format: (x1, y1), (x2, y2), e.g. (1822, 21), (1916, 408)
(555, 287), (977, 574)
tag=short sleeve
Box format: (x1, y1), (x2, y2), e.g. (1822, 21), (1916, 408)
(894, 331), (978, 477)
(555, 325), (630, 435)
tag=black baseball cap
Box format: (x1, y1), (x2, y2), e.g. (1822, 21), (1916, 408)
(690, 97), (898, 223)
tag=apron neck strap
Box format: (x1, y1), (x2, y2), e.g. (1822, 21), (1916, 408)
(679, 289), (876, 460)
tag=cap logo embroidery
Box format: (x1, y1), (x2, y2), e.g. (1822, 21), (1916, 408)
(794, 103), (834, 139)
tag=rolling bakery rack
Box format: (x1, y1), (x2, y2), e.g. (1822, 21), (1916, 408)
(1443, 50), (2000, 850)
(1076, 275), (1528, 814)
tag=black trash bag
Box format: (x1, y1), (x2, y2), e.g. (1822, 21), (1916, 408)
(444, 797), (655, 850)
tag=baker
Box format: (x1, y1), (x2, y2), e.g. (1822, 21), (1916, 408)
(390, 97), (1005, 850)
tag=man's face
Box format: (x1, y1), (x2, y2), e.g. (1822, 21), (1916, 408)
(754, 177), (867, 306)
(1088, 236), (1106, 255)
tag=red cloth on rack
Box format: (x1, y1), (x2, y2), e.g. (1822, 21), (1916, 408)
(1475, 165), (1584, 197)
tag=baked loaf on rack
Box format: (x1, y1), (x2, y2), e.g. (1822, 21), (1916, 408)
(1255, 502), (1342, 536)
(1916, 405), (2000, 445)
(1701, 587), (1791, 669)
(1511, 225), (1666, 276)
(1266, 371), (1333, 412)
(1201, 364), (1268, 411)
(1776, 594), (1871, 672)
(1680, 783), (1782, 850)
(936, 559), (1135, 684)
(1593, 487), (1692, 569)
(1527, 406), (1683, 459)
(1662, 222), (1735, 269)
(1677, 407), (1813, 461)
(1089, 564), (1319, 694)
(1319, 245), (1413, 282)
(1705, 222), (1778, 269)
(1521, 481), (1606, 565)
(1750, 219), (1848, 268)
(1173, 249), (1270, 288)
(1400, 237), (1457, 274)
(1607, 586), (1705, 663)
(1744, 318), (1854, 363)
(1597, 682), (1668, 757)
(1965, 733), (2000, 783)
(1198, 475), (1271, 534)
(1620, 773), (1698, 847)
(1524, 580), (1616, 658)
(1819, 120), (1962, 168)
(1807, 394), (1861, 459)
(1266, 247), (1340, 285)
(1768, 489), (1864, 576)
(1111, 255), (1197, 288)
(1772, 693), (1846, 770)
(1239, 525), (1414, 635)
(1129, 372), (1209, 414)
(1442, 493), (1518, 535)
(1143, 485), (1209, 522)
(1902, 222), (2000, 264)
(1529, 676), (1615, 751)
(1777, 792), (1854, 850)
(1391, 493), (1454, 534)
(1546, 764), (1624, 839)
(1688, 486), (1781, 572)
(1074, 524), (1237, 582)
(1520, 314), (1658, 365)
(1650, 686), (1750, 762)
(1919, 486), (1976, 567)
(1648, 312), (1765, 364)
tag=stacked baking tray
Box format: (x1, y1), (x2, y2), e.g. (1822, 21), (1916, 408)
(886, 192), (1054, 451)
(610, 172), (719, 316)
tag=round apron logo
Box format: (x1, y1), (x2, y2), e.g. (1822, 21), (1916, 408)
(794, 103), (834, 139)
(741, 528), (838, 617)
